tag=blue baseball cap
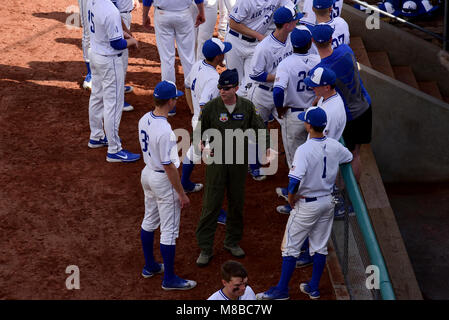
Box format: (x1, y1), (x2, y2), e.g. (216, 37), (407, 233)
(202, 38), (232, 60)
(313, 0), (335, 9)
(298, 106), (327, 127)
(291, 26), (312, 48)
(311, 23), (334, 43)
(304, 67), (336, 87)
(153, 81), (184, 99)
(273, 6), (304, 24)
(219, 69), (239, 86)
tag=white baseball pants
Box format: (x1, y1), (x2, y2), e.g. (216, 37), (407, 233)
(88, 51), (124, 154)
(281, 195), (334, 257)
(120, 11), (132, 81)
(218, 0), (236, 34)
(247, 85), (275, 123)
(78, 0), (90, 63)
(154, 7), (195, 86)
(141, 166), (181, 246)
(191, 0), (219, 61)
(280, 109), (308, 168)
(224, 33), (257, 97)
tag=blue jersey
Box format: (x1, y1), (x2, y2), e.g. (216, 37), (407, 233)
(314, 44), (371, 121)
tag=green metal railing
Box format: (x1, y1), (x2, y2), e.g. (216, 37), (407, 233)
(339, 139), (396, 300)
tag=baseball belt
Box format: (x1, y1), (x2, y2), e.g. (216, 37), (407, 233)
(228, 29), (257, 43)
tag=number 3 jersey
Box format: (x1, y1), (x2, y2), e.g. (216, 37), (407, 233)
(274, 52), (320, 108)
(138, 111), (180, 171)
(288, 137), (353, 198)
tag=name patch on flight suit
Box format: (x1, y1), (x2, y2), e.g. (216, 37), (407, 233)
(219, 113), (229, 122)
(232, 114), (244, 120)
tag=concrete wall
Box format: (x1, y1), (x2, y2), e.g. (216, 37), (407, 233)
(342, 4), (449, 96)
(359, 64), (449, 182)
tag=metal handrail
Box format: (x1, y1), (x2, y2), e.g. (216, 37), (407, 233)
(339, 138), (396, 300)
(347, 0), (445, 42)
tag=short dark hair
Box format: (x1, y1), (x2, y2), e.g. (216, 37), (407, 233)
(275, 22), (286, 30)
(293, 41), (312, 54)
(154, 97), (171, 106)
(221, 261), (248, 282)
(311, 125), (326, 132)
(312, 7), (332, 18)
(314, 40), (332, 49)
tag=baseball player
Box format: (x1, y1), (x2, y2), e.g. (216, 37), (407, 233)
(224, 0), (295, 97)
(78, 0), (92, 90)
(217, 0), (237, 39)
(142, 0), (205, 116)
(139, 80), (197, 290)
(256, 107), (353, 300)
(181, 38), (232, 193)
(207, 260), (256, 300)
(273, 26), (320, 215)
(302, 0), (344, 22)
(246, 6), (300, 180)
(190, 0), (219, 61)
(300, 0), (350, 51)
(311, 23), (372, 182)
(87, 0), (141, 163)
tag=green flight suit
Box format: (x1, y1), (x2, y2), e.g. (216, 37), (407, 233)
(195, 95), (270, 255)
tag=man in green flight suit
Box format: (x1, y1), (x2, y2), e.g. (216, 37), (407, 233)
(195, 69), (272, 267)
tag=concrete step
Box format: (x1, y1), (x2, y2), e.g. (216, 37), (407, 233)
(418, 81), (443, 100)
(392, 66), (419, 90)
(367, 51), (395, 79)
(350, 36), (372, 68)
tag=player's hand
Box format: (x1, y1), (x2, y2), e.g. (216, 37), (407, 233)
(179, 193), (190, 209)
(265, 148), (278, 163)
(277, 107), (288, 119)
(123, 31), (132, 39)
(255, 32), (266, 42)
(195, 13), (206, 27)
(143, 15), (151, 31)
(133, 0), (140, 10)
(128, 37), (139, 49)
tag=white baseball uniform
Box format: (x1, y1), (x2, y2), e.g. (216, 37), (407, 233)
(78, 0), (90, 63)
(301, 16), (350, 52)
(281, 136), (353, 258)
(113, 0), (134, 79)
(207, 286), (257, 300)
(191, 0), (219, 61)
(273, 51), (320, 167)
(302, 0), (344, 23)
(224, 0), (294, 97)
(139, 111), (181, 245)
(248, 33), (293, 122)
(87, 0), (125, 154)
(217, 0), (237, 38)
(317, 93), (346, 140)
(184, 59), (220, 162)
(150, 0), (200, 86)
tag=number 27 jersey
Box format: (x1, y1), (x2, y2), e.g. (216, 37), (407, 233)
(288, 137), (353, 197)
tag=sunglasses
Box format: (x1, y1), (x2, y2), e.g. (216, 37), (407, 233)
(217, 85), (237, 91)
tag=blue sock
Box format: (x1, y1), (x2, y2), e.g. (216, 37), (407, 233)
(309, 253), (326, 291)
(86, 62), (91, 75)
(181, 158), (195, 190)
(276, 256), (296, 292)
(140, 229), (157, 270)
(160, 244), (176, 282)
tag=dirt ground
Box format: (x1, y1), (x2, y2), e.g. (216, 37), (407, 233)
(0, 0), (335, 300)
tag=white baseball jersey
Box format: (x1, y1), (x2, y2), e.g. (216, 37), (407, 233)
(88, 0), (124, 56)
(289, 137), (353, 197)
(138, 111), (180, 171)
(229, 0), (294, 35)
(152, 0), (196, 10)
(250, 33), (293, 89)
(185, 60), (220, 119)
(207, 286), (257, 300)
(113, 0), (134, 12)
(302, 17), (350, 50)
(317, 93), (346, 140)
(274, 52), (320, 108)
(302, 0), (343, 23)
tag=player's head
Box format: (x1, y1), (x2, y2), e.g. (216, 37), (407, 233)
(218, 69), (239, 99)
(311, 24), (334, 49)
(273, 6), (303, 32)
(312, 0), (334, 18)
(304, 67), (336, 97)
(202, 38), (232, 65)
(291, 26), (313, 54)
(221, 261), (249, 299)
(153, 80), (184, 109)
(298, 106), (327, 133)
